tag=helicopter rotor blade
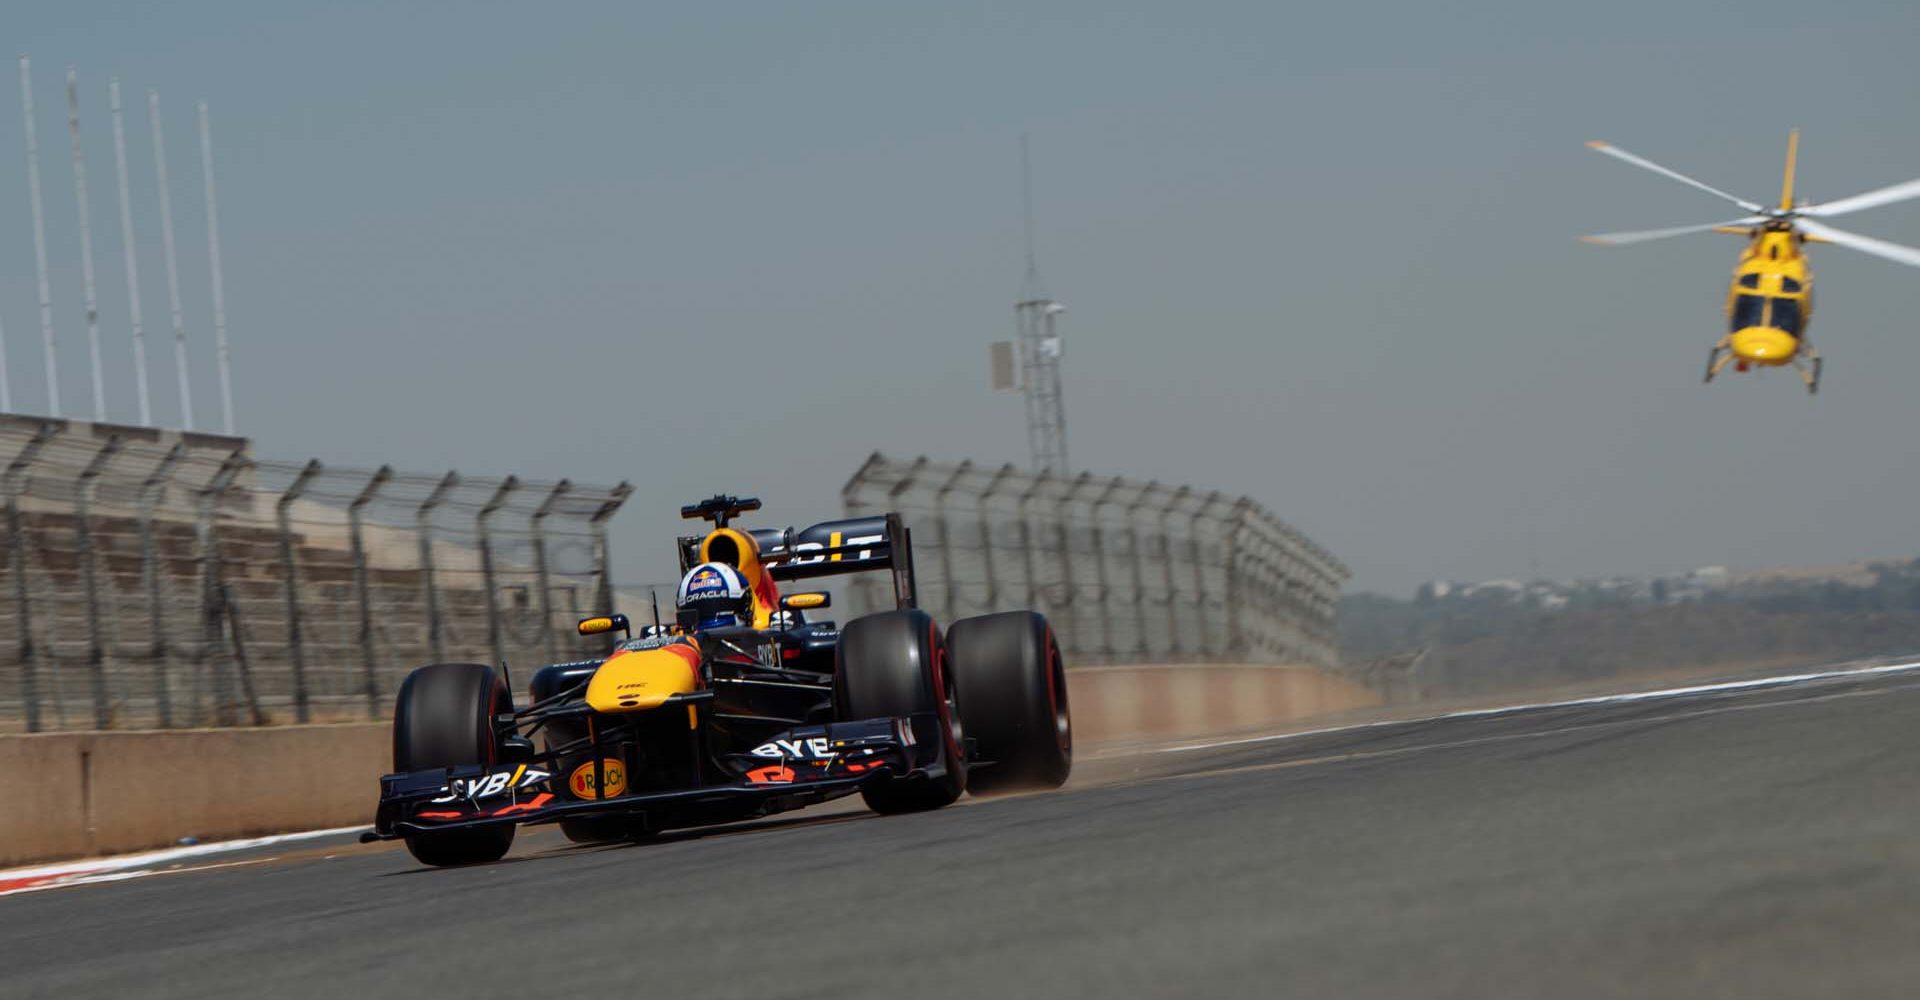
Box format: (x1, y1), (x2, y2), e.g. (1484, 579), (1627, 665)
(1799, 177), (1920, 218)
(1797, 218), (1920, 269)
(1580, 217), (1763, 246)
(1586, 141), (1766, 214)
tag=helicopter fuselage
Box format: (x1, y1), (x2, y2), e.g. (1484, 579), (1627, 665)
(1723, 226), (1814, 369)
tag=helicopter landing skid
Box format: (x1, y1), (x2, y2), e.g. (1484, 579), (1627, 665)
(1703, 339), (1735, 384)
(1792, 350), (1822, 395)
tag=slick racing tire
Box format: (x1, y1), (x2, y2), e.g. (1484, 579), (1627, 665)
(948, 611), (1071, 795)
(836, 609), (966, 814)
(393, 663), (516, 867)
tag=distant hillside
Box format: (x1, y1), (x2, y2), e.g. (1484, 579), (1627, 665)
(1341, 558), (1920, 698)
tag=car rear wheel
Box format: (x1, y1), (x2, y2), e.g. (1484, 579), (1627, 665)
(393, 662), (516, 866)
(836, 609), (966, 813)
(949, 611), (1071, 795)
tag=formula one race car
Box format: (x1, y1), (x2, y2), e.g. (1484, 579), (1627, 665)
(364, 495), (1071, 866)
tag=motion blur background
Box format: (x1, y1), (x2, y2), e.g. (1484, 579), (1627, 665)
(6, 0), (1920, 600)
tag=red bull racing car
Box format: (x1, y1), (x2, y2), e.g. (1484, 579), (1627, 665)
(363, 495), (1072, 866)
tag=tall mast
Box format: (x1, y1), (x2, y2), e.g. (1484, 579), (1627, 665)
(149, 90), (194, 429)
(111, 78), (152, 425)
(21, 57), (60, 417)
(198, 101), (234, 435)
(68, 66), (107, 421)
(1014, 134), (1068, 475)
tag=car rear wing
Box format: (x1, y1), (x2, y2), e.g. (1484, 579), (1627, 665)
(677, 512), (919, 610)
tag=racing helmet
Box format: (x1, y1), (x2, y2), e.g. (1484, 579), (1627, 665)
(675, 562), (753, 630)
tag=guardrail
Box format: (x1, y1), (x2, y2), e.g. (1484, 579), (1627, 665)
(0, 415), (630, 733)
(840, 453), (1347, 667)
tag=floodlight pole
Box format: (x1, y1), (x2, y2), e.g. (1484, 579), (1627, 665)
(67, 67), (106, 422)
(199, 102), (234, 435)
(21, 58), (60, 417)
(149, 91), (193, 429)
(111, 79), (152, 426)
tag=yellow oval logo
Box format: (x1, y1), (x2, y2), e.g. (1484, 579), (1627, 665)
(568, 758), (627, 799)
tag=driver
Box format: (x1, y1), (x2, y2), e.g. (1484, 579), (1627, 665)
(675, 561), (756, 631)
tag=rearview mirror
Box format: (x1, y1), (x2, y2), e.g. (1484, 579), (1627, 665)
(578, 614), (631, 637)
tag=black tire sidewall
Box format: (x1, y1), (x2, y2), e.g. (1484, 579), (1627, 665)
(392, 662), (516, 865)
(836, 609), (966, 810)
(949, 611), (1071, 794)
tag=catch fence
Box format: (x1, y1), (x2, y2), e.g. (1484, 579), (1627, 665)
(840, 453), (1346, 667)
(0, 415), (630, 733)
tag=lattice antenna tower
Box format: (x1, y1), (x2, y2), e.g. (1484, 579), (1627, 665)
(993, 134), (1068, 475)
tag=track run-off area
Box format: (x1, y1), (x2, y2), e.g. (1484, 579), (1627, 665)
(5, 663), (1919, 999)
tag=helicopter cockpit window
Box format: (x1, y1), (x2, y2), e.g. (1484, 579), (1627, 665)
(1779, 276), (1802, 293)
(1731, 294), (1765, 330)
(1736, 274), (1760, 289)
(1770, 297), (1804, 335)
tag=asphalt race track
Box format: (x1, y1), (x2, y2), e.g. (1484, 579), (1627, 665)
(5, 667), (1918, 999)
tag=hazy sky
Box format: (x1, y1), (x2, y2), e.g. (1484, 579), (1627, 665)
(7, 1), (1920, 595)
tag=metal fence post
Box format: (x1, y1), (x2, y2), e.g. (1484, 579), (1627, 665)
(6, 423), (62, 732)
(348, 466), (391, 717)
(840, 452), (883, 518)
(1123, 481), (1158, 660)
(1189, 491), (1225, 660)
(1158, 486), (1190, 656)
(1221, 497), (1255, 659)
(1055, 473), (1092, 651)
(476, 475), (519, 670)
(1016, 469), (1050, 613)
(196, 450), (248, 726)
(531, 479), (571, 664)
(931, 460), (971, 623)
(275, 459), (322, 722)
(416, 471), (460, 664)
(75, 435), (124, 729)
(976, 463), (1016, 613)
(588, 481), (633, 652)
(1088, 476), (1124, 658)
(137, 443), (185, 727)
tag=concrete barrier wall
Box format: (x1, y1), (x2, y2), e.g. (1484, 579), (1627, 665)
(1068, 664), (1378, 744)
(1, 725), (389, 866)
(0, 665), (1377, 867)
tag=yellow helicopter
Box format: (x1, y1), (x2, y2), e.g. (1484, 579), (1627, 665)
(1583, 131), (1920, 393)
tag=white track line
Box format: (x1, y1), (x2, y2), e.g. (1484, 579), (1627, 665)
(0, 825), (368, 898)
(1159, 658), (1920, 754)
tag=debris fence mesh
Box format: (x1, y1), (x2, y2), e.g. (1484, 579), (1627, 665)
(840, 454), (1346, 668)
(0, 416), (630, 733)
